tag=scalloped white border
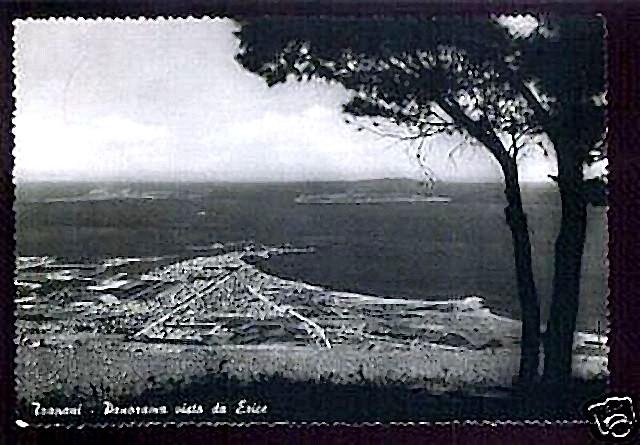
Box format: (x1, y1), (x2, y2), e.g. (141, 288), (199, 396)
(10, 13), (610, 429)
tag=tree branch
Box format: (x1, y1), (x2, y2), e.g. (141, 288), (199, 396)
(436, 96), (510, 167)
(501, 71), (551, 125)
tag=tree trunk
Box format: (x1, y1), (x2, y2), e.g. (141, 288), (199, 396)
(435, 98), (541, 383)
(503, 161), (541, 384)
(543, 180), (588, 385)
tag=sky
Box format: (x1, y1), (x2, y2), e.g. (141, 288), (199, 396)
(12, 17), (561, 183)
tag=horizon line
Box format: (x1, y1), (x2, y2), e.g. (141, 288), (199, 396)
(14, 176), (553, 185)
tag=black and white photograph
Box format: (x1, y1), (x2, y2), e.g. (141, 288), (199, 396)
(12, 15), (608, 424)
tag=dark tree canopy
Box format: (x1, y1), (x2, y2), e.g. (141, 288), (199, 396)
(235, 15), (605, 190)
(516, 16), (606, 168)
(236, 18), (525, 148)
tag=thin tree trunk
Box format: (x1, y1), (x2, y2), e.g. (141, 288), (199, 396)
(543, 180), (588, 385)
(436, 98), (541, 383)
(503, 161), (541, 383)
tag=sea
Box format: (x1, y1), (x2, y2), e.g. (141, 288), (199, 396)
(14, 179), (608, 332)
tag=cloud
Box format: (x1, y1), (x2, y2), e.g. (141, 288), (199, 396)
(13, 112), (170, 180)
(200, 104), (418, 181)
(13, 18), (566, 184)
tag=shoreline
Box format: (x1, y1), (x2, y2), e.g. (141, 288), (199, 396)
(15, 248), (608, 417)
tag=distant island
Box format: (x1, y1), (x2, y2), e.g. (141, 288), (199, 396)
(295, 193), (451, 205)
(295, 178), (451, 204)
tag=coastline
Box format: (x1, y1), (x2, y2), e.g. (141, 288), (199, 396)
(15, 247), (608, 420)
